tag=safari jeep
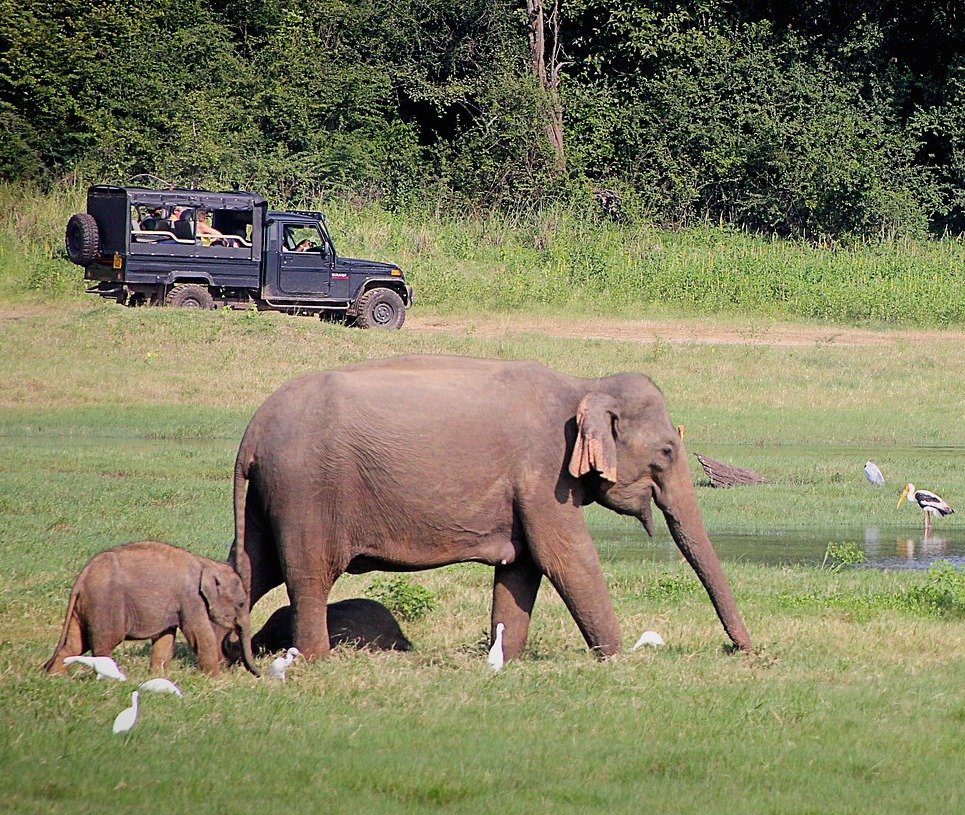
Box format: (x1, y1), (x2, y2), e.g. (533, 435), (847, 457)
(66, 185), (412, 329)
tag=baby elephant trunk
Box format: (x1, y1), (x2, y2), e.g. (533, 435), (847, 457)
(238, 619), (260, 677)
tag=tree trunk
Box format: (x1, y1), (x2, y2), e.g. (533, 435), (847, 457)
(527, 0), (565, 173)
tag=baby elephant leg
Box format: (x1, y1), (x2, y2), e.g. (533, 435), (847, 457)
(150, 628), (177, 672)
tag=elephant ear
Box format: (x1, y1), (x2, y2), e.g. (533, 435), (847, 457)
(199, 564), (223, 611)
(568, 392), (619, 483)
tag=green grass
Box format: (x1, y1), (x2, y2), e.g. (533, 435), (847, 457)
(0, 298), (962, 813)
(3, 181), (965, 325)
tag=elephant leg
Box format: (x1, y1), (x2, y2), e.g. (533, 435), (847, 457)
(280, 525), (342, 660)
(150, 628), (176, 671)
(491, 552), (542, 660)
(289, 575), (336, 660)
(182, 620), (221, 675)
(523, 509), (620, 659)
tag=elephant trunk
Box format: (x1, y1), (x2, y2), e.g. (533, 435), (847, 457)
(656, 465), (752, 652)
(238, 618), (261, 677)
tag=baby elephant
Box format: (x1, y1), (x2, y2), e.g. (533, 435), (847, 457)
(45, 540), (260, 676)
(251, 598), (412, 654)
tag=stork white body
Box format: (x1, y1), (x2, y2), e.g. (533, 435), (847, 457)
(112, 692), (140, 734)
(898, 483), (955, 533)
(63, 655), (126, 681)
(488, 623), (505, 672)
(139, 678), (183, 697)
(632, 631), (666, 650)
(863, 461), (885, 486)
(268, 647), (300, 681)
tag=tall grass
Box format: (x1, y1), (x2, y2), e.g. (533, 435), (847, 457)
(2, 182), (964, 325)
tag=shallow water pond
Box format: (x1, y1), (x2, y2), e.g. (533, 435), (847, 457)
(597, 525), (965, 570)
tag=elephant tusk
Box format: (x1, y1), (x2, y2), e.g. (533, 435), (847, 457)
(640, 488), (655, 538)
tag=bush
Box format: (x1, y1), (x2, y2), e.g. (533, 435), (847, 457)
(365, 575), (437, 621)
(901, 561), (965, 617)
(822, 541), (867, 572)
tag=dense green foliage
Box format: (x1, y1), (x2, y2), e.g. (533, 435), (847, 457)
(4, 1), (965, 239)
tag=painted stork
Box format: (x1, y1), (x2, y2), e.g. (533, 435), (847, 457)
(897, 483), (955, 534)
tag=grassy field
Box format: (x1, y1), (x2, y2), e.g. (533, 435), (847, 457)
(3, 182), (965, 326)
(0, 298), (962, 814)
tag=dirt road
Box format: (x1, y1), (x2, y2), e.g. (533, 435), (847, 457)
(407, 312), (964, 348)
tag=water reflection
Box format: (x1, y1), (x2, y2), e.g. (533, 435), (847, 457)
(596, 525), (965, 570)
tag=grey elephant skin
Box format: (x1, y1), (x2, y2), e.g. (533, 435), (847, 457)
(45, 540), (260, 676)
(251, 599), (412, 654)
(230, 355), (752, 661)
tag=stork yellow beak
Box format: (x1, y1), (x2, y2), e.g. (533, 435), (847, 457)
(896, 485), (909, 508)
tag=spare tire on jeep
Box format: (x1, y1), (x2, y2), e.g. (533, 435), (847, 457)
(65, 213), (99, 266)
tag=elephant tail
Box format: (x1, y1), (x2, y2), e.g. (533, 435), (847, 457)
(43, 567), (86, 673)
(229, 442), (255, 600)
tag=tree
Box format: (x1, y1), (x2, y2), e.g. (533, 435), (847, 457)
(526, 0), (566, 173)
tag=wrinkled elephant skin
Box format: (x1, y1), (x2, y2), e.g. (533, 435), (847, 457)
(230, 356), (751, 661)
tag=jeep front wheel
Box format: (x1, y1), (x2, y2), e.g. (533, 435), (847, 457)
(165, 284), (214, 309)
(355, 288), (405, 330)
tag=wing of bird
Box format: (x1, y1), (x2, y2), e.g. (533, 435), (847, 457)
(139, 678), (183, 696)
(632, 631), (666, 650)
(914, 490), (955, 516)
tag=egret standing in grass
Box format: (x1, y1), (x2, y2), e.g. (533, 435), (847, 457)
(897, 483), (955, 534)
(62, 655), (126, 681)
(488, 623), (505, 672)
(632, 631), (665, 650)
(112, 692), (139, 734)
(139, 678), (183, 697)
(863, 461), (885, 486)
(268, 647), (300, 681)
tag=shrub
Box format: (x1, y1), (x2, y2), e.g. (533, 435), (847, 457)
(365, 575), (437, 621)
(900, 561), (965, 617)
(822, 541), (866, 572)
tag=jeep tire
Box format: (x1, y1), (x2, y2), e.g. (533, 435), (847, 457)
(354, 288), (405, 330)
(65, 213), (99, 266)
(165, 284), (214, 309)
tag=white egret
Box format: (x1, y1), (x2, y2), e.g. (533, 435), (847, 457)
(863, 461), (885, 486)
(63, 655), (126, 681)
(898, 483), (955, 534)
(632, 631), (665, 650)
(138, 678), (183, 697)
(112, 692), (140, 734)
(487, 623), (505, 672)
(268, 647), (300, 681)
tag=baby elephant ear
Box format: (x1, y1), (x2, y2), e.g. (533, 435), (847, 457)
(568, 392), (619, 483)
(199, 564), (222, 607)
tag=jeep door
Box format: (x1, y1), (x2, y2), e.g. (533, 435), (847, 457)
(274, 222), (332, 297)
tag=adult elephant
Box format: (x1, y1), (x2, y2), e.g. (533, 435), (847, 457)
(229, 355), (751, 661)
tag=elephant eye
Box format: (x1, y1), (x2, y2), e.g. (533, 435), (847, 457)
(662, 445), (673, 459)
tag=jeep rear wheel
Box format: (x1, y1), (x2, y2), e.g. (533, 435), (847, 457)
(165, 284), (214, 309)
(355, 288), (405, 330)
(65, 213), (99, 266)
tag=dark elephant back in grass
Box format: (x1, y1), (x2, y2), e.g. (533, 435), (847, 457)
(251, 598), (412, 654)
